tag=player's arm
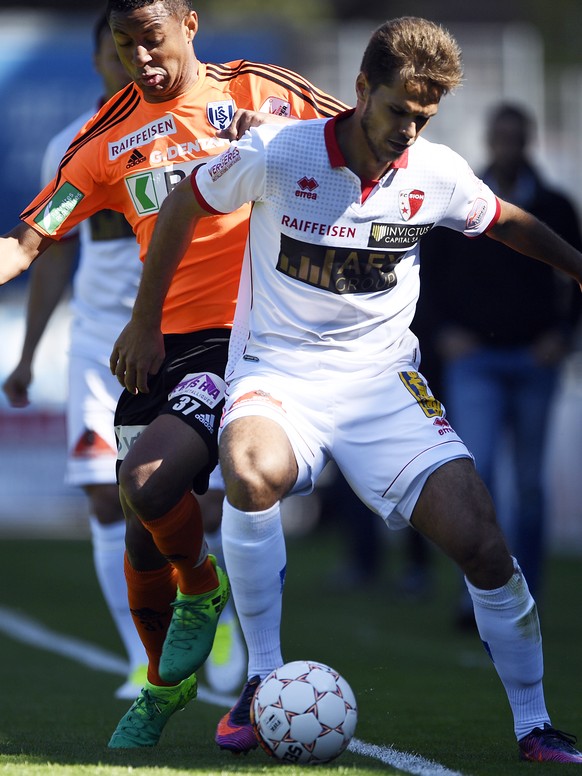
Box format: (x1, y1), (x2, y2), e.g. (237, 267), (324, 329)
(2, 236), (77, 408)
(110, 175), (210, 395)
(0, 223), (56, 285)
(487, 199), (582, 290)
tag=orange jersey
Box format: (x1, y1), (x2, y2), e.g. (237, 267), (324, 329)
(22, 61), (347, 334)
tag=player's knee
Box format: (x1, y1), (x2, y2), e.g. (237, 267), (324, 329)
(459, 526), (513, 589)
(223, 446), (292, 511)
(118, 459), (166, 519)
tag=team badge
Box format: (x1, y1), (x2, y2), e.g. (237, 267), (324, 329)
(398, 189), (424, 221)
(260, 96), (291, 117)
(206, 100), (235, 130)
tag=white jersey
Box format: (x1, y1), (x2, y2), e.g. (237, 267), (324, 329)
(192, 112), (499, 379)
(41, 105), (141, 357)
(42, 105), (141, 484)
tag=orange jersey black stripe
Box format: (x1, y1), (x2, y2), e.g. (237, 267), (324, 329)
(22, 61), (348, 335)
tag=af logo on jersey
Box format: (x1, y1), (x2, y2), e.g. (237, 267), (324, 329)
(398, 189), (425, 221)
(207, 100), (235, 130)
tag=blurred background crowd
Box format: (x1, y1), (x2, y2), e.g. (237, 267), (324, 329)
(1, 0), (581, 586)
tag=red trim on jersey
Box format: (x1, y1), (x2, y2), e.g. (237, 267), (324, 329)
(485, 197), (502, 231)
(190, 169), (225, 215)
(325, 110), (410, 171)
(324, 109), (409, 202)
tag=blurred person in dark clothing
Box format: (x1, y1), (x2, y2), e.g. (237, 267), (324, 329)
(418, 103), (582, 622)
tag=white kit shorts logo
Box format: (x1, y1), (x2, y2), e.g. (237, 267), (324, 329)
(398, 189), (424, 221)
(206, 99), (235, 130)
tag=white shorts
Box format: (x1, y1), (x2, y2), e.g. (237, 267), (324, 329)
(220, 365), (471, 529)
(65, 352), (121, 487)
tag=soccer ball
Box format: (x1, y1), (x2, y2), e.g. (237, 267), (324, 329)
(251, 660), (358, 764)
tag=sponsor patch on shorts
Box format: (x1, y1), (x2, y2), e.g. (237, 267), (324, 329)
(168, 372), (226, 408)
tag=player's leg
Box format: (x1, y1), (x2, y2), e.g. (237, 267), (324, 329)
(66, 353), (146, 699)
(109, 333), (230, 747)
(410, 459), (582, 762)
(215, 414), (297, 753)
(215, 376), (329, 753)
(335, 364), (582, 763)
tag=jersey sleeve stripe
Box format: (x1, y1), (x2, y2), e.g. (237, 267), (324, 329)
(20, 86), (141, 221)
(205, 60), (348, 116)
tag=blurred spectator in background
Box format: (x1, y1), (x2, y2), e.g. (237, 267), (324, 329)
(1, 14), (148, 699)
(418, 102), (582, 626)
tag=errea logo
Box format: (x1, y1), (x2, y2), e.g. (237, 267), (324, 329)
(295, 176), (319, 200)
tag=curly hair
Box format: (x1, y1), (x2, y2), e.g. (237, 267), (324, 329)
(105, 0), (193, 19)
(360, 17), (463, 102)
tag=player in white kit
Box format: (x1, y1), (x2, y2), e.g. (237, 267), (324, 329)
(110, 17), (582, 762)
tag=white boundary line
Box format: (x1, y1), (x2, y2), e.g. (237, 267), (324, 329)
(0, 605), (469, 776)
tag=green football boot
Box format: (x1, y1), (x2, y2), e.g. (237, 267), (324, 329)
(108, 672), (198, 748)
(159, 555), (230, 683)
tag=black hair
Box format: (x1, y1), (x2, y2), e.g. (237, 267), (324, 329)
(105, 0), (193, 18)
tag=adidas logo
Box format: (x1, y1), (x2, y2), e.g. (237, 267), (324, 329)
(194, 413), (215, 433)
(126, 148), (147, 168)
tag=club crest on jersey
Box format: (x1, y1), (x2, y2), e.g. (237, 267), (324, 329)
(398, 189), (424, 221)
(206, 100), (235, 130)
(260, 96), (291, 117)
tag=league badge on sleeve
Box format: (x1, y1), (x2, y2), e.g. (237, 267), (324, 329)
(206, 100), (235, 130)
(260, 97), (291, 117)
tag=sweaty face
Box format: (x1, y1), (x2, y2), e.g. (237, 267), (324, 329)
(109, 2), (197, 103)
(359, 77), (440, 166)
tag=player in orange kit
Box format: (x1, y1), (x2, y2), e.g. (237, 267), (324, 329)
(0, 0), (346, 748)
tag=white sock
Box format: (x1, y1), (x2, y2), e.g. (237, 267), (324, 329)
(465, 557), (550, 740)
(205, 526), (235, 623)
(89, 516), (147, 671)
(221, 499), (285, 680)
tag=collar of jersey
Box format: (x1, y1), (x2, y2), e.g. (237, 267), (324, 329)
(325, 109), (410, 177)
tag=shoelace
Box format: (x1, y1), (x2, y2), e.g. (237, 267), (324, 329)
(541, 727), (579, 749)
(133, 690), (168, 718)
(170, 598), (212, 629)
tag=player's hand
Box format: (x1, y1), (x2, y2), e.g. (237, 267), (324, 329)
(110, 320), (165, 395)
(217, 109), (294, 141)
(2, 361), (33, 408)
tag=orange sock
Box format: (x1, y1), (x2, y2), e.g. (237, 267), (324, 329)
(145, 490), (219, 596)
(124, 553), (177, 687)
